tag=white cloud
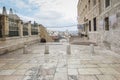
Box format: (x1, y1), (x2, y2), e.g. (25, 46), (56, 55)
(18, 14), (35, 23)
(34, 10), (63, 20)
(0, 0), (4, 3)
(0, 0), (79, 31)
(28, 0), (78, 26)
(10, 0), (30, 9)
(47, 26), (78, 31)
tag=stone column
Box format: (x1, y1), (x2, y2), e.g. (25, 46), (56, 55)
(44, 44), (49, 54)
(37, 25), (39, 36)
(38, 25), (41, 37)
(67, 44), (71, 54)
(18, 20), (23, 37)
(28, 21), (31, 36)
(2, 15), (9, 40)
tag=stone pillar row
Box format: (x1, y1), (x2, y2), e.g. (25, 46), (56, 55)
(19, 21), (39, 37)
(0, 15), (40, 40)
(2, 15), (40, 39)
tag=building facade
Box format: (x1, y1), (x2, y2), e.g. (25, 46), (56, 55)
(78, 0), (120, 54)
(0, 6), (41, 54)
(78, 0), (100, 42)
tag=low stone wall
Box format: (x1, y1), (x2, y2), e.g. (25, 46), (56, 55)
(0, 36), (40, 55)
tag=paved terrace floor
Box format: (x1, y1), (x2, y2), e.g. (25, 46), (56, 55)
(0, 43), (120, 80)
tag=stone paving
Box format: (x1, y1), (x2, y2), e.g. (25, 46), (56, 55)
(0, 43), (120, 80)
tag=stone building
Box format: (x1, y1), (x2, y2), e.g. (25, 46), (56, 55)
(39, 25), (53, 42)
(77, 0), (120, 54)
(0, 6), (40, 54)
(77, 0), (101, 42)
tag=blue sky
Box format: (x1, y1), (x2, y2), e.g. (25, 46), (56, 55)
(0, 0), (78, 31)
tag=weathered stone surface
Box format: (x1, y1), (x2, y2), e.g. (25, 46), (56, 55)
(0, 43), (119, 80)
(98, 68), (120, 74)
(77, 0), (120, 55)
(96, 75), (117, 80)
(78, 75), (97, 80)
(78, 68), (102, 75)
(0, 70), (16, 75)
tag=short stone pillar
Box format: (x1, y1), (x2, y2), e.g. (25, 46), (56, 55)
(23, 44), (27, 54)
(67, 44), (71, 54)
(90, 44), (94, 55)
(44, 44), (49, 54)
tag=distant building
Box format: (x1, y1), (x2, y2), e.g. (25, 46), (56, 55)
(39, 25), (53, 42)
(77, 0), (120, 53)
(47, 30), (60, 42)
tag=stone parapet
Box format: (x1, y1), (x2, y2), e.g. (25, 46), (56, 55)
(0, 36), (39, 55)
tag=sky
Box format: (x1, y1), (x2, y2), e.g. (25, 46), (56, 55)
(0, 0), (78, 31)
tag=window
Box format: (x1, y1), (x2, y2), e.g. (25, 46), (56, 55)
(88, 0), (91, 10)
(23, 24), (28, 36)
(93, 18), (97, 31)
(89, 21), (91, 31)
(31, 24), (38, 35)
(105, 0), (110, 8)
(9, 19), (19, 37)
(93, 0), (96, 6)
(105, 17), (109, 31)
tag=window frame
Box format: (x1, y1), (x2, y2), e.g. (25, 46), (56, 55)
(104, 0), (111, 9)
(9, 19), (19, 37)
(23, 23), (29, 36)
